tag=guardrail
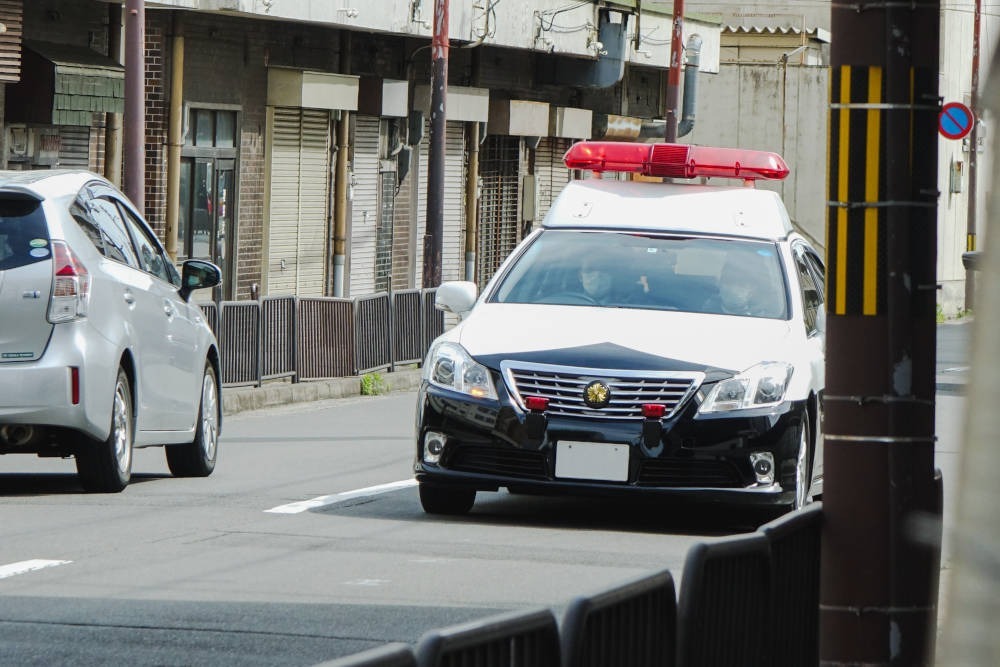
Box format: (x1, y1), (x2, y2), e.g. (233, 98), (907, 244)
(324, 505), (826, 667)
(199, 288), (442, 388)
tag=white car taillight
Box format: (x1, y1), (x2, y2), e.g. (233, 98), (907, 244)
(48, 240), (91, 323)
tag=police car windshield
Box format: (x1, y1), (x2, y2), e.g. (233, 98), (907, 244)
(491, 230), (789, 319)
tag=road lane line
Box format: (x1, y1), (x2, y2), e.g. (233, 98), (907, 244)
(265, 479), (417, 514)
(0, 559), (72, 580)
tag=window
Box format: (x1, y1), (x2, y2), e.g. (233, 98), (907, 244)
(191, 109), (237, 149)
(87, 198), (139, 267)
(794, 245), (824, 336)
(0, 197), (50, 271)
(116, 201), (177, 285)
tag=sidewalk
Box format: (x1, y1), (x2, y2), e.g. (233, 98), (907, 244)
(221, 368), (424, 416)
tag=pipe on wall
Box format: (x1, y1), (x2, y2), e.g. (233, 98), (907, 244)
(332, 31), (352, 298)
(464, 121), (479, 282)
(165, 12), (184, 261)
(104, 2), (124, 185)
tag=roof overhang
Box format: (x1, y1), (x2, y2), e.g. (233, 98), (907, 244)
(5, 40), (124, 126)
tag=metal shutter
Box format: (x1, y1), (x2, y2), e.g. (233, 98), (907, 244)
(442, 121), (465, 283)
(350, 115), (380, 296)
(476, 135), (520, 289)
(266, 107), (331, 296)
(535, 137), (572, 223)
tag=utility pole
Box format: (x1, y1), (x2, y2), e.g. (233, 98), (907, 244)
(124, 0), (145, 212)
(663, 0), (683, 142)
(820, 3), (941, 665)
(422, 0), (448, 288)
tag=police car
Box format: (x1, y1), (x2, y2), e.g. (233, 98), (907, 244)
(414, 141), (825, 515)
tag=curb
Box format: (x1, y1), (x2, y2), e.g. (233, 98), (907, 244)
(220, 368), (424, 416)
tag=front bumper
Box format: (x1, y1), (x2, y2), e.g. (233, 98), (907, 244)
(414, 381), (808, 507)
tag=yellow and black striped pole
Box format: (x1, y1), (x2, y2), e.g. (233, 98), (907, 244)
(821, 4), (941, 665)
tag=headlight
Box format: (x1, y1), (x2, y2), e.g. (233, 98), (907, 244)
(697, 362), (793, 413)
(423, 341), (498, 400)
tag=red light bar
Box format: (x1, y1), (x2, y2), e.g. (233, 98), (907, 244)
(525, 396), (549, 412)
(641, 404), (666, 419)
(563, 141), (789, 181)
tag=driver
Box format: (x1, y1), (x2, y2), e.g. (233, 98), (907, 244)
(579, 257), (615, 302)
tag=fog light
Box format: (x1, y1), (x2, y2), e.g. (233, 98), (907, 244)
(423, 431), (447, 464)
(750, 452), (775, 484)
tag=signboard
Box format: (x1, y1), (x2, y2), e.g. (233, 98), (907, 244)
(939, 102), (975, 140)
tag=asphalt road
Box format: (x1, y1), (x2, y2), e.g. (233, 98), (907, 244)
(0, 321), (971, 666)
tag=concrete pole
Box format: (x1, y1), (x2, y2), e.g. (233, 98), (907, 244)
(663, 0), (683, 142)
(965, 0), (982, 311)
(422, 0), (448, 288)
(165, 13), (184, 261)
(123, 0), (145, 212)
(820, 3), (941, 664)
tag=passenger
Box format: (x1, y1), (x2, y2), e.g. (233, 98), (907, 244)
(708, 253), (783, 317)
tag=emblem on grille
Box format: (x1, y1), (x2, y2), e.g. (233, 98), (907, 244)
(583, 381), (611, 408)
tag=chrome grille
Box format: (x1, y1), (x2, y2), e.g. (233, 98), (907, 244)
(501, 362), (703, 420)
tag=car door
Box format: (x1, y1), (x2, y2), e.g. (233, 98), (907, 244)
(115, 197), (205, 432)
(0, 194), (54, 363)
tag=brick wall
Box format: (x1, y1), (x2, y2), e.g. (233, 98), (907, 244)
(144, 22), (166, 236)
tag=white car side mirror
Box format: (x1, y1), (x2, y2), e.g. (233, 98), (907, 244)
(435, 281), (478, 318)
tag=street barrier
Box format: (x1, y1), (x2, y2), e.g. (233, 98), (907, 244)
(759, 503), (823, 666)
(201, 288), (438, 388)
(415, 608), (560, 667)
(561, 569), (676, 667)
(317, 643), (417, 667)
(676, 532), (772, 667)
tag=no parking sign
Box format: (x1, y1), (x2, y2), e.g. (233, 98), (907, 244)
(939, 102), (975, 140)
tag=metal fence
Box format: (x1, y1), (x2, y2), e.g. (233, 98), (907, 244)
(199, 288), (442, 388)
(327, 505), (826, 667)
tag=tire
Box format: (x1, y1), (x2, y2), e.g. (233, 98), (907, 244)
(783, 412), (813, 512)
(419, 483), (476, 515)
(166, 363), (220, 477)
(76, 367), (133, 493)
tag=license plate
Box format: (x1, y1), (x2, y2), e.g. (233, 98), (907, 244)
(555, 441), (629, 482)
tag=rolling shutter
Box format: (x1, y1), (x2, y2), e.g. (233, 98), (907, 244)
(476, 135), (520, 289)
(413, 119), (465, 287)
(266, 107), (331, 296)
(349, 114), (380, 296)
(535, 137), (572, 223)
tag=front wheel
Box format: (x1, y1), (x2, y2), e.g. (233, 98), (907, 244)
(76, 367), (133, 493)
(419, 483), (476, 515)
(166, 363), (220, 477)
(783, 412), (813, 512)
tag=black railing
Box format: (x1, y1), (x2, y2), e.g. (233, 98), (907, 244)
(327, 506), (826, 667)
(199, 288), (442, 387)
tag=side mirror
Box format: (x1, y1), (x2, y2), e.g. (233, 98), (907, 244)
(963, 250), (982, 271)
(179, 259), (222, 302)
(435, 281), (478, 319)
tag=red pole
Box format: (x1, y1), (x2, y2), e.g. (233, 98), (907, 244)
(664, 0), (683, 142)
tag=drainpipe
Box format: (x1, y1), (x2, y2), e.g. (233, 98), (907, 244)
(104, 2), (123, 186)
(332, 32), (352, 298)
(676, 34), (701, 138)
(165, 13), (184, 261)
(123, 0), (145, 212)
(464, 121), (479, 282)
(663, 0), (683, 142)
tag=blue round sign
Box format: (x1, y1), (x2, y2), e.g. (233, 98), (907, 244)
(940, 102), (974, 140)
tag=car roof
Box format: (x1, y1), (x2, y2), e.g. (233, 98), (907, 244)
(0, 169), (102, 200)
(543, 179), (794, 241)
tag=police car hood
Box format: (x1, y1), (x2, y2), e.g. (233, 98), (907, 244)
(452, 304), (797, 375)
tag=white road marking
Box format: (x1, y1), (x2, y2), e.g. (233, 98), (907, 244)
(344, 579), (391, 587)
(265, 479), (417, 514)
(0, 559), (72, 580)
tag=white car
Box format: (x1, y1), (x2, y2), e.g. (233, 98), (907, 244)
(414, 141), (826, 515)
(0, 170), (222, 492)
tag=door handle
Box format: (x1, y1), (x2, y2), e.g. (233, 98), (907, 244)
(163, 302), (176, 318)
(123, 290), (135, 305)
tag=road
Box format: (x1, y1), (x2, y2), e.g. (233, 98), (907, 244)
(0, 322), (971, 666)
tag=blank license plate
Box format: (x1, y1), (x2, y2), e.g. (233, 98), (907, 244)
(555, 441), (629, 482)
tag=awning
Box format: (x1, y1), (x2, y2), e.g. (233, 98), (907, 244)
(5, 40), (124, 126)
